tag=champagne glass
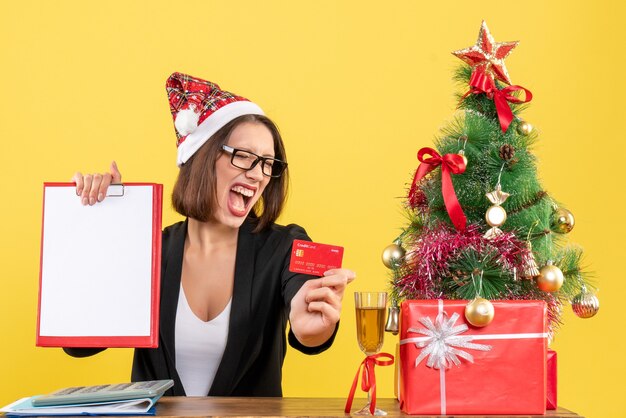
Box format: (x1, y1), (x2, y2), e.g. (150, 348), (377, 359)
(354, 292), (387, 415)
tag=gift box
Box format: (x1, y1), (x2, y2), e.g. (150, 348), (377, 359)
(399, 300), (547, 415)
(547, 349), (557, 410)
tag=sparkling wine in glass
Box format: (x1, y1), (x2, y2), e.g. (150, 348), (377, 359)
(354, 292), (387, 415)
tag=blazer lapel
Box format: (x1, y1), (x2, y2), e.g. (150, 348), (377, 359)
(209, 219), (255, 395)
(159, 220), (186, 391)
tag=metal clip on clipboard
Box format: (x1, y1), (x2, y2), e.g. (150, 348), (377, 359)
(107, 183), (125, 197)
(73, 183), (125, 197)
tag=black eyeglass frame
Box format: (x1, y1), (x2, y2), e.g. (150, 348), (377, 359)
(221, 145), (288, 178)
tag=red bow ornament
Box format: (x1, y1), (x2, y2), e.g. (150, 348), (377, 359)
(408, 148), (467, 231)
(345, 353), (394, 415)
(465, 68), (533, 133)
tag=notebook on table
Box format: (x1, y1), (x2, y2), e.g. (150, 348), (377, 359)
(1, 379), (174, 416)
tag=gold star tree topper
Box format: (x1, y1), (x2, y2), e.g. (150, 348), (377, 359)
(453, 21), (519, 85)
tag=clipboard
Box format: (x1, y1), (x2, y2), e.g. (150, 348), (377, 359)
(36, 182), (163, 348)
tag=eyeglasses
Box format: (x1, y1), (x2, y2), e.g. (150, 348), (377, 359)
(221, 145), (288, 178)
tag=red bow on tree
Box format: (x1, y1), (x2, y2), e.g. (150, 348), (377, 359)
(344, 353), (394, 415)
(408, 147), (467, 231)
(465, 68), (533, 133)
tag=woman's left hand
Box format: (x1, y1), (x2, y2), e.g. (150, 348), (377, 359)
(289, 268), (356, 347)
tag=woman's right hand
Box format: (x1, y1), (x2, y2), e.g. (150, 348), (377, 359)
(72, 161), (122, 206)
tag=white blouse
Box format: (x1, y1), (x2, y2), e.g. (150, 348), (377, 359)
(175, 284), (231, 396)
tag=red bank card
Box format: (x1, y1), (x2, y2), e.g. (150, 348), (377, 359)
(289, 239), (344, 276)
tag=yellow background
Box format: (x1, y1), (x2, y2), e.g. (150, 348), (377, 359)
(1, 1), (623, 417)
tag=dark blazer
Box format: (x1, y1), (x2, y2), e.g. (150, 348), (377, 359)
(67, 218), (337, 397)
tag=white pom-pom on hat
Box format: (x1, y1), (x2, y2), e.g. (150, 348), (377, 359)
(174, 105), (200, 137)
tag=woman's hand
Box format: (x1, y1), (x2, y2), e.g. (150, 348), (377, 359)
(289, 268), (356, 347)
(72, 161), (122, 205)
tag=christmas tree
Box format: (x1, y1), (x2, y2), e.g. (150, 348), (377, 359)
(384, 21), (599, 334)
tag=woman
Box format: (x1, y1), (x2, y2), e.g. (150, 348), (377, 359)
(65, 72), (355, 397)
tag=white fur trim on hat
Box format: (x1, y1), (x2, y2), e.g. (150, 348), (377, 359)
(177, 101), (264, 166)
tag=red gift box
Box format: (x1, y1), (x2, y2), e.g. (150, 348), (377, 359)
(399, 300), (547, 415)
(547, 349), (557, 409)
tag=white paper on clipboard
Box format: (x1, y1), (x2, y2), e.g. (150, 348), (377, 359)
(37, 182), (163, 348)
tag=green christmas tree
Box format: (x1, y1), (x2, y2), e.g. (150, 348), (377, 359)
(384, 21), (599, 333)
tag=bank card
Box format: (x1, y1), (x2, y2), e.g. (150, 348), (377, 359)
(289, 239), (344, 276)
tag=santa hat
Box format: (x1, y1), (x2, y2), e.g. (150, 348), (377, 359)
(165, 72), (264, 166)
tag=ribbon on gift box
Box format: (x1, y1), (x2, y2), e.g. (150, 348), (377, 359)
(399, 300), (548, 415)
(406, 308), (492, 369)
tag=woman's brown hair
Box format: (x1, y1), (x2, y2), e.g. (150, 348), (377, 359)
(171, 114), (288, 232)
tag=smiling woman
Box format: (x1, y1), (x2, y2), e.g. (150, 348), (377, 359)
(64, 72), (356, 397)
(172, 114), (288, 232)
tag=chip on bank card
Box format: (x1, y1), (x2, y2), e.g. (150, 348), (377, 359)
(289, 239), (344, 276)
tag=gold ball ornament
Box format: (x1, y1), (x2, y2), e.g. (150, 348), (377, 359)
(464, 297), (495, 327)
(537, 261), (564, 292)
(485, 205), (507, 227)
(551, 208), (575, 234)
(517, 120), (533, 136)
(572, 291), (600, 318)
(382, 243), (406, 269)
